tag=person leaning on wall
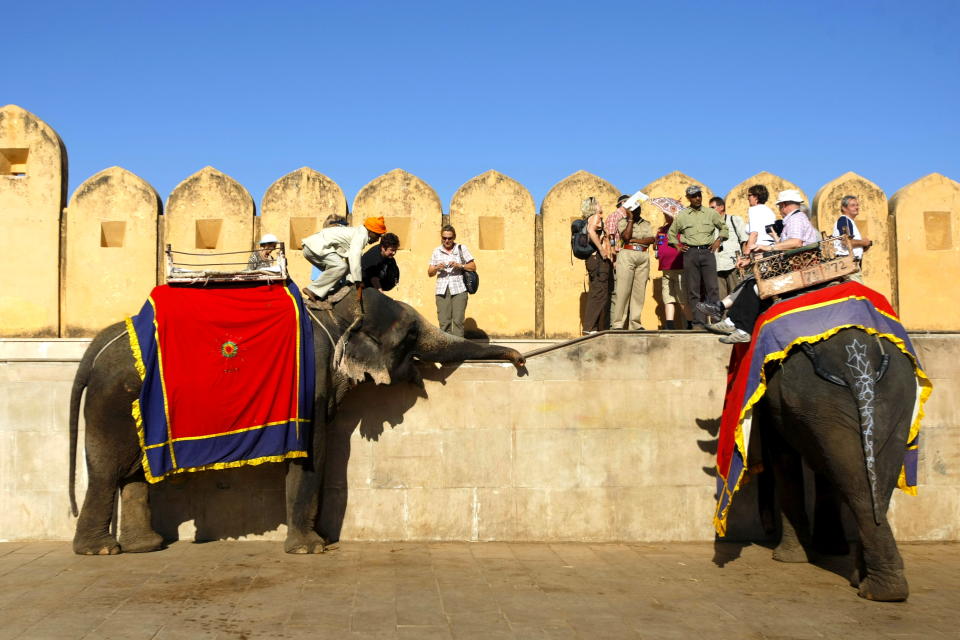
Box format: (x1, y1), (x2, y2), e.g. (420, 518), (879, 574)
(581, 197), (612, 334)
(427, 225), (476, 337)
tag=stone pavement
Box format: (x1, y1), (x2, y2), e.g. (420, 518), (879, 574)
(0, 541), (957, 639)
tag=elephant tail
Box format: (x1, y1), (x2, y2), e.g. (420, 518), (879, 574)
(68, 341), (97, 517)
(69, 325), (129, 517)
(801, 333), (891, 525)
(838, 336), (885, 525)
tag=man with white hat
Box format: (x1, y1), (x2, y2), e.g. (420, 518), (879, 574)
(714, 189), (819, 343)
(301, 217), (387, 301)
(247, 233), (280, 271)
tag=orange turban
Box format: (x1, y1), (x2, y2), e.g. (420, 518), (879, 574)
(363, 216), (387, 235)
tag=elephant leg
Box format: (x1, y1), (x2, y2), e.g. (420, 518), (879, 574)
(73, 471), (120, 555)
(117, 478), (164, 553)
(768, 431), (813, 563)
(812, 472), (849, 556)
(284, 461), (326, 554)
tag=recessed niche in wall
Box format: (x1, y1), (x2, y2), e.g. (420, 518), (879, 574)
(100, 221), (126, 248)
(289, 217), (317, 249)
(383, 217), (411, 250)
(195, 219), (223, 250)
(924, 211), (953, 251)
(479, 216), (505, 250)
(0, 148), (29, 176)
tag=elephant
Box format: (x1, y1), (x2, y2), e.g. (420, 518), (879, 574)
(758, 326), (919, 601)
(68, 287), (525, 555)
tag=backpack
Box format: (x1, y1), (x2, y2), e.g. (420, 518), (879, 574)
(571, 217), (596, 260)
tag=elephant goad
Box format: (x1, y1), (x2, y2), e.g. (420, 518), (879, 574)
(760, 327), (925, 601)
(68, 287), (525, 555)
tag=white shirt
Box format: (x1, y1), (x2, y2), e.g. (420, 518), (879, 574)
(430, 243), (475, 295)
(301, 226), (371, 283)
(832, 215), (863, 260)
(747, 204), (777, 247)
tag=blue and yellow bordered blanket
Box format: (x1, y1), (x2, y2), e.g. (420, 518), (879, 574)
(126, 282), (315, 483)
(713, 281), (932, 536)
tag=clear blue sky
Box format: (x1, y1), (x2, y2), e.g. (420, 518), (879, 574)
(7, 1), (960, 210)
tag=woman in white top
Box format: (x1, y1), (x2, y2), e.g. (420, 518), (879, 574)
(428, 225), (476, 337)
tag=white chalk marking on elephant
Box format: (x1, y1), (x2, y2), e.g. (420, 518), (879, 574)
(845, 338), (881, 524)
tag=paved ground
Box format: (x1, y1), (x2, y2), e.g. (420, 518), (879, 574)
(0, 541), (957, 639)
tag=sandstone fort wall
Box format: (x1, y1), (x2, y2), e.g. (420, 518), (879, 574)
(2, 103), (959, 337)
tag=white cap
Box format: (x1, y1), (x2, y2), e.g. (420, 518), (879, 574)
(623, 190), (649, 212)
(775, 189), (804, 205)
(259, 233), (279, 245)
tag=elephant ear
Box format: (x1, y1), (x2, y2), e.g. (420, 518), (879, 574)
(334, 317), (393, 386)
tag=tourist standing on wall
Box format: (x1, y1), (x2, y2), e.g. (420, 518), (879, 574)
(610, 203), (654, 330)
(604, 194), (631, 318)
(667, 185), (728, 329)
(832, 195), (873, 284)
(428, 225), (476, 337)
(581, 197), (612, 334)
(709, 197), (749, 302)
(655, 211), (690, 330)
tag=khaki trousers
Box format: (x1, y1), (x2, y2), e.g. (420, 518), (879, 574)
(436, 290), (468, 337)
(610, 249), (650, 330)
(303, 246), (348, 299)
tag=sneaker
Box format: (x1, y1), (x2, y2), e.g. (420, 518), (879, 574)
(696, 300), (725, 317)
(719, 329), (752, 344)
(706, 318), (736, 335)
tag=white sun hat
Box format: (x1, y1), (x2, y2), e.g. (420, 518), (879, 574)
(775, 189), (804, 205)
(259, 233), (279, 245)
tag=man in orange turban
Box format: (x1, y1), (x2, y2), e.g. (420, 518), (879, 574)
(301, 216), (386, 301)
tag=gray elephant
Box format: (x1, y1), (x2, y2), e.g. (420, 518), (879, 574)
(759, 326), (922, 601)
(69, 287), (525, 555)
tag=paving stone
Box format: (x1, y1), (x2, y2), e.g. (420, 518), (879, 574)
(0, 541), (957, 639)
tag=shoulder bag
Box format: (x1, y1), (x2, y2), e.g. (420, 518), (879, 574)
(458, 245), (479, 294)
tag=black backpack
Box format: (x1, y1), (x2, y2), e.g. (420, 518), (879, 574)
(571, 218), (596, 260)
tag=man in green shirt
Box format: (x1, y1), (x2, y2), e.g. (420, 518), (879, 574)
(667, 185), (728, 329)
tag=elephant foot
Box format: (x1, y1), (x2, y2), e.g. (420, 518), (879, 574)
(772, 542), (812, 563)
(284, 531), (327, 554)
(857, 572), (909, 602)
(73, 534), (121, 556)
(119, 531), (165, 553)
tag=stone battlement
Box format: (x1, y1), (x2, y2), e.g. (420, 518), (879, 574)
(2, 103), (959, 338)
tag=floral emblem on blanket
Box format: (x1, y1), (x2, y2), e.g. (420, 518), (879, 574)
(220, 340), (239, 358)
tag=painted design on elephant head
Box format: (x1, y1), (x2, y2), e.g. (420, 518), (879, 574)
(845, 338), (880, 523)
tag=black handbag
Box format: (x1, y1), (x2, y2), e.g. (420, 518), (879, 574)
(458, 245), (479, 294)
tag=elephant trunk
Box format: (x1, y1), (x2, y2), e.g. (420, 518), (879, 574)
(413, 316), (525, 369)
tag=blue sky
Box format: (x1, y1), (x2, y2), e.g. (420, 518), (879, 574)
(7, 0), (959, 209)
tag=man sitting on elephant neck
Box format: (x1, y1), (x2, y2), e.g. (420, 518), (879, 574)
(301, 216), (387, 301)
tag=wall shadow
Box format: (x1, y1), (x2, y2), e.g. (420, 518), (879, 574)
(147, 362), (463, 546)
(149, 464), (287, 544)
(317, 362), (460, 544)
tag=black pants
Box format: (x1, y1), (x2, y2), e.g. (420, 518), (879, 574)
(583, 253), (611, 331)
(684, 247), (719, 326)
(727, 280), (772, 334)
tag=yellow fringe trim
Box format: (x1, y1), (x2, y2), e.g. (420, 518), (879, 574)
(144, 450), (309, 484)
(125, 316), (146, 381)
(713, 318), (933, 536)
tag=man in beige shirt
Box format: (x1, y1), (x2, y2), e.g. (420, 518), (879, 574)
(611, 204), (655, 330)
